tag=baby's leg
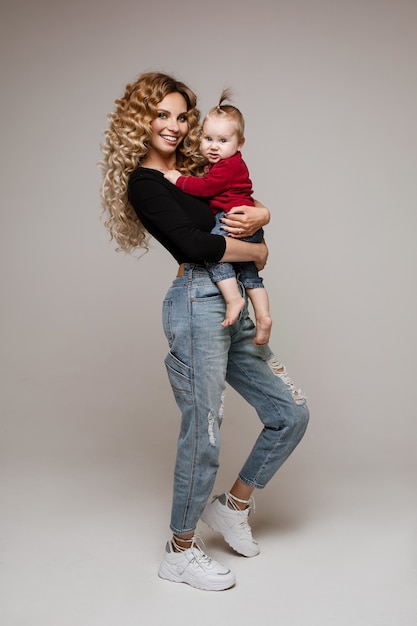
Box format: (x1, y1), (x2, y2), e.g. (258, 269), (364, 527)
(217, 277), (246, 326)
(246, 288), (272, 345)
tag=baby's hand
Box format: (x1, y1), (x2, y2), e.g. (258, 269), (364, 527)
(164, 169), (181, 184)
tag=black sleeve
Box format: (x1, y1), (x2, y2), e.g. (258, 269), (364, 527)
(128, 170), (227, 264)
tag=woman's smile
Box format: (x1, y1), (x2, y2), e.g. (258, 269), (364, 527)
(160, 133), (180, 144)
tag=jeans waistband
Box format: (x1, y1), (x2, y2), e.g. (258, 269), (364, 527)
(176, 263), (206, 277)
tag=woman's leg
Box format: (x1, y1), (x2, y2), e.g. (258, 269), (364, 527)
(201, 302), (309, 555)
(158, 266), (237, 590)
(229, 478), (254, 507)
(226, 308), (309, 489)
(162, 266), (232, 535)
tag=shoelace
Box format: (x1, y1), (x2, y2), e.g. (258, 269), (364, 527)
(226, 492), (256, 514)
(172, 534), (213, 573)
(225, 493), (256, 534)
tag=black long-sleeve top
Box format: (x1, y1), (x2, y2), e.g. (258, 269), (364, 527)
(128, 167), (227, 264)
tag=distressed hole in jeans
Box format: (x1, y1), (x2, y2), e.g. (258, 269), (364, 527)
(207, 391), (225, 445)
(219, 390), (226, 422)
(207, 410), (216, 446)
(267, 356), (306, 405)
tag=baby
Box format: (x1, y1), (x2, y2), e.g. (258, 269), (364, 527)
(165, 89), (272, 345)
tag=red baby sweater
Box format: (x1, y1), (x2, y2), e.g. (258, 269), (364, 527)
(176, 152), (254, 213)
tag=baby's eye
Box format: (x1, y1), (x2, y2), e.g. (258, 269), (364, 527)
(205, 136), (212, 142)
(220, 138), (227, 143)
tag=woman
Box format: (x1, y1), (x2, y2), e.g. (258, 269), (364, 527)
(101, 72), (309, 592)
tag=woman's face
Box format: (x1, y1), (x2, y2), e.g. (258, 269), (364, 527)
(149, 92), (189, 159)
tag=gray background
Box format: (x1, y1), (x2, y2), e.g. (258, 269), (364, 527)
(1, 0), (416, 624)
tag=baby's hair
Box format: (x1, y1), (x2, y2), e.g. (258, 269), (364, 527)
(206, 88), (245, 139)
(216, 87), (234, 110)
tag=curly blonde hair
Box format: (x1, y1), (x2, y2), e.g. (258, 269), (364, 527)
(100, 72), (204, 254)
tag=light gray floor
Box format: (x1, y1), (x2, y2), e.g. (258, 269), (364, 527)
(1, 452), (415, 626)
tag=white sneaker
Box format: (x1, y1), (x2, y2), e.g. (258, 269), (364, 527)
(158, 537), (236, 591)
(201, 493), (260, 557)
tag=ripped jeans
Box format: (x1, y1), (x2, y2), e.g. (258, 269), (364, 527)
(162, 264), (309, 535)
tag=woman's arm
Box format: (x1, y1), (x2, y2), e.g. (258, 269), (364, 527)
(220, 200), (270, 238)
(220, 237), (268, 270)
(129, 171), (268, 265)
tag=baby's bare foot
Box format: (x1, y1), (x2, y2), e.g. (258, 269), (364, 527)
(221, 296), (246, 327)
(253, 315), (272, 345)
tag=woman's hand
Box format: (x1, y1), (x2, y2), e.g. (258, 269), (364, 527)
(220, 201), (270, 238)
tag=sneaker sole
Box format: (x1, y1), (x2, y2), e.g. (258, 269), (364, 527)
(158, 562), (236, 591)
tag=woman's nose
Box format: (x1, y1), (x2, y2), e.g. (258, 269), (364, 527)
(168, 117), (179, 131)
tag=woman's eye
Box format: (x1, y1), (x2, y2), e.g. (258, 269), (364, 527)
(157, 112), (167, 119)
(178, 114), (188, 122)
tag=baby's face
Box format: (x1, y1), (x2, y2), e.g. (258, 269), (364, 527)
(200, 117), (244, 164)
